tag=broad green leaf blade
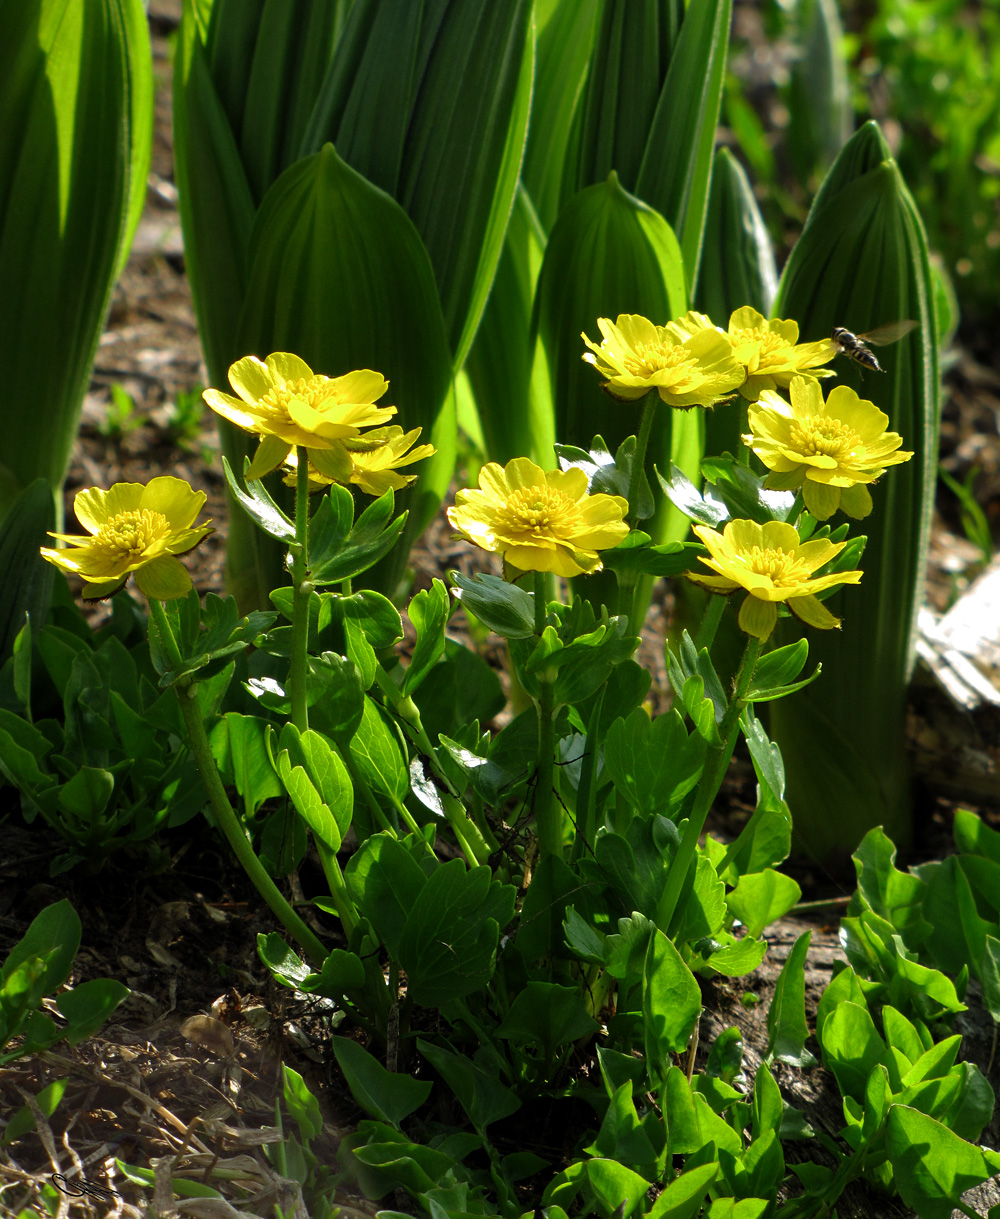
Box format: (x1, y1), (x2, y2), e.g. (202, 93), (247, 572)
(535, 172), (691, 553)
(697, 147), (778, 458)
(571, 0), (683, 195)
(766, 931), (814, 1066)
(0, 479), (54, 662)
(463, 185), (553, 465)
(643, 928), (701, 1083)
(172, 0), (256, 387)
(236, 143), (454, 566)
(522, 0), (601, 232)
(332, 1036), (432, 1129)
(885, 1106), (990, 1219)
(0, 0), (153, 521)
(635, 0), (733, 290)
(769, 121), (939, 859)
(236, 2), (341, 203)
(786, 0), (851, 186)
(1, 900), (81, 998)
(311, 0), (535, 370)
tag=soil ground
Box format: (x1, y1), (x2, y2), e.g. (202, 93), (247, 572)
(3, 4), (1000, 1217)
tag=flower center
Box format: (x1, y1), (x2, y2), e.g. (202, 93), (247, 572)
(93, 509), (169, 558)
(742, 544), (811, 588)
(625, 340), (696, 379)
(788, 416), (860, 460)
(732, 327), (786, 360)
(500, 485), (576, 536)
(261, 375), (337, 420)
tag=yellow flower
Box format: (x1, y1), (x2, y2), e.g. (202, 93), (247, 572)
(688, 518), (862, 641)
(40, 477), (212, 601)
(581, 313), (744, 408)
(203, 352), (397, 479)
(745, 376), (914, 520)
(447, 457), (629, 579)
(669, 307), (838, 400)
(282, 426), (437, 497)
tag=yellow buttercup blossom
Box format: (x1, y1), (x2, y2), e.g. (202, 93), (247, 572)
(448, 457), (629, 579)
(282, 426), (436, 497)
(668, 307), (838, 401)
(581, 313), (744, 408)
(40, 477), (212, 601)
(688, 518), (862, 641)
(745, 376), (914, 520)
(203, 352), (397, 480)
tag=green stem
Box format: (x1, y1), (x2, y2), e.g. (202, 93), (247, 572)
(148, 599), (328, 969)
(289, 445), (312, 733)
(532, 572), (561, 858)
(694, 592), (726, 651)
(655, 634), (763, 934)
(314, 839), (359, 938)
(625, 391), (657, 531)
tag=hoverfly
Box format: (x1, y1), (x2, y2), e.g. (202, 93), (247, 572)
(830, 320), (918, 373)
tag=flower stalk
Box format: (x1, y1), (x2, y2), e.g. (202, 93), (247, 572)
(656, 634), (763, 934)
(532, 572), (561, 858)
(147, 598), (327, 969)
(289, 445), (312, 733)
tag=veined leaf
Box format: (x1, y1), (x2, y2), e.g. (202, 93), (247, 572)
(769, 121), (938, 859)
(534, 172), (692, 552)
(0, 0), (153, 521)
(235, 144), (454, 563)
(635, 0), (733, 290)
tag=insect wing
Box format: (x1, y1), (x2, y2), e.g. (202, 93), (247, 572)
(857, 320), (918, 347)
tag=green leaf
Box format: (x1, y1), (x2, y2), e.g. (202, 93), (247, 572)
(647, 1162), (719, 1219)
(695, 147), (777, 327)
(345, 834), (427, 960)
(57, 978), (129, 1044)
(586, 1158), (653, 1219)
(209, 712), (283, 818)
(885, 1106), (990, 1219)
(56, 767), (114, 821)
(820, 1001), (886, 1102)
(497, 982), (601, 1061)
(236, 142), (454, 573)
(766, 931), (814, 1066)
(522, 0), (600, 232)
(1, 900), (81, 999)
(398, 861), (516, 1006)
(331, 1036), (431, 1129)
(348, 695), (409, 806)
(449, 571), (536, 640)
(0, 480), (54, 663)
(850, 826), (931, 946)
(1, 1077), (68, 1147)
(535, 172), (693, 554)
(746, 639), (809, 700)
(635, 0), (733, 288)
(281, 1063), (322, 1142)
(769, 121), (940, 860)
(602, 707), (702, 819)
(981, 936), (1000, 1023)
(726, 871), (801, 939)
(417, 1038), (520, 1138)
(256, 933), (311, 990)
(408, 638), (504, 744)
(464, 184), (553, 467)
(953, 808), (1000, 866)
(401, 579), (450, 696)
(220, 456), (295, 542)
(643, 928), (701, 1083)
(740, 709), (785, 802)
(274, 724), (353, 852)
(0, 0), (153, 518)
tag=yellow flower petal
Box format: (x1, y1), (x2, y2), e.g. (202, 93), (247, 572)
(449, 456), (629, 577)
(688, 516), (862, 634)
(41, 478), (211, 602)
(246, 434), (293, 480)
(744, 375), (913, 517)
